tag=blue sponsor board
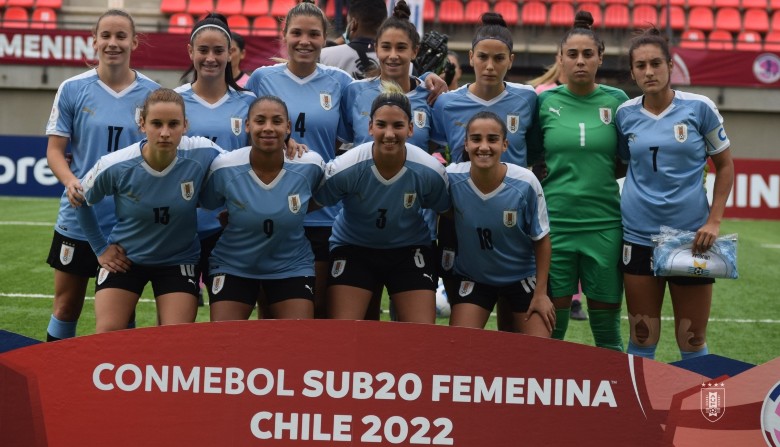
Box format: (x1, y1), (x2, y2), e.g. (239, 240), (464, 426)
(0, 135), (62, 197)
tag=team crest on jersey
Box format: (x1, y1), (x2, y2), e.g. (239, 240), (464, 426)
(674, 123), (688, 143)
(134, 107), (142, 126)
(441, 249), (455, 271)
(96, 268), (109, 285)
(288, 194), (301, 213)
(231, 117), (242, 136)
(503, 210), (517, 228)
(622, 243), (632, 265)
(404, 193), (417, 209)
(331, 259), (346, 277)
(414, 109), (426, 128)
(507, 114), (520, 134)
(181, 181), (195, 200)
(320, 92), (333, 110)
(459, 280), (475, 297)
(211, 274), (225, 295)
(599, 108), (612, 125)
(59, 243), (75, 265)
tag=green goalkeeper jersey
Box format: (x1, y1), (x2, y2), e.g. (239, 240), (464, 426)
(531, 84), (629, 233)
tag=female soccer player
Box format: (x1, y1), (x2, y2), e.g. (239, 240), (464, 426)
(446, 112), (554, 335)
(201, 96), (324, 320)
(44, 9), (159, 341)
(230, 32), (249, 88)
(616, 27), (734, 360)
(314, 84), (450, 323)
(74, 88), (221, 333)
(530, 12), (628, 351)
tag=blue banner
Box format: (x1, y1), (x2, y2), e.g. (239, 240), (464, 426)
(0, 135), (62, 197)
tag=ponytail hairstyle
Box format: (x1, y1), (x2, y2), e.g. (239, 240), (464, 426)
(283, 0), (328, 36)
(181, 13), (245, 91)
(472, 12), (513, 52)
(370, 81), (412, 122)
(376, 0), (420, 51)
(628, 26), (671, 66)
(559, 11), (605, 56)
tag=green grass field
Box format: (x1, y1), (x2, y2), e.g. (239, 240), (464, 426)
(1, 196), (779, 366)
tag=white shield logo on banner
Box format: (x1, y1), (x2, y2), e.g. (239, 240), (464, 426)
(503, 210), (517, 228)
(288, 194), (301, 213)
(674, 124), (688, 143)
(507, 114), (519, 134)
(212, 274), (225, 295)
(96, 268), (109, 285)
(701, 382), (726, 422)
(404, 193), (417, 209)
(59, 243), (74, 265)
(622, 244), (632, 265)
(459, 280), (474, 297)
(331, 259), (346, 277)
(231, 117), (242, 136)
(599, 107), (612, 125)
(441, 249), (455, 271)
(320, 92), (333, 110)
(181, 181), (195, 200)
(414, 109), (426, 128)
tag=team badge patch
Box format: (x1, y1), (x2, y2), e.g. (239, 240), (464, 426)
(404, 193), (417, 209)
(441, 249), (455, 271)
(674, 123), (688, 143)
(211, 274), (225, 295)
(599, 107), (612, 125)
(288, 194), (301, 213)
(458, 280), (474, 297)
(320, 92), (333, 111)
(331, 259), (346, 278)
(181, 181), (195, 200)
(59, 243), (75, 265)
(503, 210), (517, 228)
(701, 382), (726, 422)
(96, 268), (109, 285)
(507, 114), (520, 134)
(414, 109), (426, 128)
(231, 117), (242, 136)
(134, 107), (142, 126)
(622, 243), (632, 265)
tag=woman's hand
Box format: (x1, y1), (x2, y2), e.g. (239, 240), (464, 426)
(693, 222), (720, 254)
(285, 138), (309, 159)
(424, 73), (448, 105)
(526, 292), (556, 334)
(66, 179), (85, 208)
(98, 244), (131, 273)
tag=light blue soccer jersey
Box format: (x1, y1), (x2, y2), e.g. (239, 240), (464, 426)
(46, 69), (159, 239)
(616, 91), (730, 245)
(431, 82), (537, 166)
(339, 77), (435, 150)
(76, 136), (221, 265)
(201, 148), (325, 279)
(314, 142), (451, 249)
(174, 83), (257, 238)
(447, 162), (550, 285)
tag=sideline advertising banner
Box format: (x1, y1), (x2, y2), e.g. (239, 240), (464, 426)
(0, 136), (60, 197)
(1, 320), (779, 446)
(672, 49), (780, 88)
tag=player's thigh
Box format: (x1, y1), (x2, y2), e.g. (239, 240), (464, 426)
(548, 231), (579, 298)
(579, 227), (624, 306)
(208, 273), (261, 321)
(263, 276), (315, 319)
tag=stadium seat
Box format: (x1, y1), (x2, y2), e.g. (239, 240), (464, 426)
(743, 9), (769, 34)
(604, 4), (629, 29)
(707, 30), (734, 50)
(243, 0), (269, 17)
(714, 7), (741, 33)
(438, 0), (465, 24)
(323, 0), (345, 19)
(686, 0), (713, 7)
(770, 0), (780, 11)
(187, 0), (215, 17)
(3, 6), (29, 27)
(741, 0), (767, 8)
(633, 5), (659, 29)
(522, 2), (547, 26)
(736, 31), (762, 51)
(603, 0), (629, 5)
(270, 0), (296, 17)
(549, 3), (574, 27)
(30, 7), (56, 29)
(34, 0), (62, 9)
(577, 4), (602, 28)
(680, 29), (707, 49)
(251, 14), (279, 36)
(764, 31), (780, 52)
(464, 0), (489, 24)
(160, 0), (187, 14)
(577, 0), (601, 4)
(493, 1), (519, 25)
(773, 11), (780, 31)
(6, 0), (33, 7)
(227, 14), (250, 33)
(216, 0), (243, 16)
(713, 0), (739, 7)
(658, 7), (684, 30)
(168, 13), (194, 33)
(423, 0), (435, 22)
(632, 0), (658, 6)
(688, 7), (714, 32)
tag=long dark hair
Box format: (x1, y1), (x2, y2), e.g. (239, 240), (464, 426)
(180, 13), (244, 91)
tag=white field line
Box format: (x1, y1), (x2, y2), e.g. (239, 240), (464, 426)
(761, 244), (780, 249)
(3, 292), (780, 324)
(0, 221), (53, 226)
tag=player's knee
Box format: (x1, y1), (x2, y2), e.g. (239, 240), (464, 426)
(628, 313), (660, 346)
(675, 318), (707, 352)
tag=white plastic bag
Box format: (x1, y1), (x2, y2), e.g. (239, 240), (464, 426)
(652, 226), (738, 279)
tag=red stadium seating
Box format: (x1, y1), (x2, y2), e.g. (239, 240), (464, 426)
(604, 4), (629, 29)
(577, 4), (602, 28)
(680, 29), (707, 49)
(707, 30), (734, 50)
(168, 13), (194, 33)
(658, 7), (684, 30)
(243, 0), (269, 17)
(251, 14), (279, 36)
(713, 0), (739, 8)
(687, 0), (713, 8)
(522, 2), (547, 26)
(160, 0), (187, 14)
(227, 14), (250, 33)
(493, 0), (519, 25)
(743, 8), (769, 34)
(632, 0), (658, 6)
(741, 0), (767, 8)
(773, 11), (780, 31)
(464, 0), (489, 24)
(34, 0), (62, 9)
(688, 7), (714, 32)
(438, 0), (465, 24)
(714, 7), (741, 33)
(603, 0), (629, 5)
(633, 5), (658, 29)
(577, 0), (602, 5)
(30, 7), (56, 29)
(764, 31), (780, 52)
(549, 3), (574, 27)
(3, 6), (30, 27)
(270, 0), (296, 18)
(770, 0), (780, 10)
(187, 0), (215, 17)
(216, 0), (243, 16)
(423, 0), (435, 22)
(6, 0), (33, 7)
(736, 31), (762, 51)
